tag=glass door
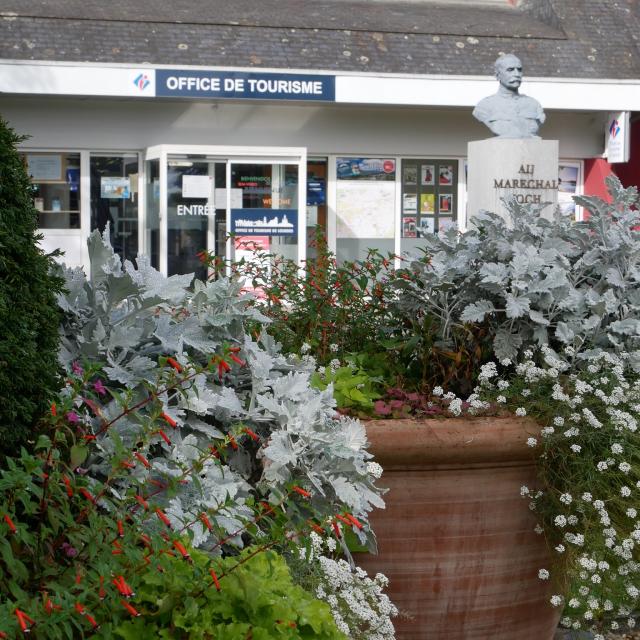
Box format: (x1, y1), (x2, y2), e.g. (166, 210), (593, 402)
(144, 145), (307, 278)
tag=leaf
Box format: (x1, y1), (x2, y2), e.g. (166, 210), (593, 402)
(460, 300), (495, 323)
(609, 318), (640, 335)
(555, 322), (575, 343)
(493, 328), (521, 362)
(528, 309), (550, 326)
(605, 267), (626, 288)
(70, 445), (88, 467)
(479, 262), (508, 284)
(505, 293), (531, 319)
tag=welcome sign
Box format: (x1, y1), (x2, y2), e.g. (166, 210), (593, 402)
(156, 70), (335, 101)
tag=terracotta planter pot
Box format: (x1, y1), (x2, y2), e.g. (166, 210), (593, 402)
(357, 417), (560, 640)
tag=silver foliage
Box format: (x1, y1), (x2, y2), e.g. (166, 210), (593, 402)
(395, 177), (640, 365)
(58, 228), (384, 550)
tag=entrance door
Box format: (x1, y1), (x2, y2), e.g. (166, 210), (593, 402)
(144, 145), (307, 278)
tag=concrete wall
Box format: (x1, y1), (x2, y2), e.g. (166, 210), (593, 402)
(0, 96), (604, 159)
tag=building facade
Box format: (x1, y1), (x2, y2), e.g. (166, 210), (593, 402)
(1, 0), (639, 274)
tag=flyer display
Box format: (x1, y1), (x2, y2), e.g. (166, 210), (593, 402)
(401, 159), (457, 237)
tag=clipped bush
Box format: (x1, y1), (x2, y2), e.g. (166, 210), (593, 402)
(0, 118), (62, 455)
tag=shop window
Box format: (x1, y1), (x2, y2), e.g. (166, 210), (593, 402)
(24, 152), (80, 229)
(90, 155), (139, 263)
(336, 157), (396, 263)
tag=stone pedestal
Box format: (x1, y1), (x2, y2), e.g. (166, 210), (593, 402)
(467, 138), (559, 223)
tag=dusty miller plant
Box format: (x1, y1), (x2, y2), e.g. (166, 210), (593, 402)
(395, 176), (640, 367)
(57, 229), (384, 552)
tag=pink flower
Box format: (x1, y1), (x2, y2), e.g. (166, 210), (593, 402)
(93, 379), (107, 395)
(66, 411), (79, 424)
(72, 361), (83, 376)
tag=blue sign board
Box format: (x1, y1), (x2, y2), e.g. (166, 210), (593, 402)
(156, 70), (335, 101)
(232, 208), (298, 236)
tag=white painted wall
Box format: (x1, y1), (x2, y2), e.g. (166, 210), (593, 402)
(0, 97), (604, 159)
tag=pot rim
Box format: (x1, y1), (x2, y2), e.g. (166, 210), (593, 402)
(362, 416), (541, 469)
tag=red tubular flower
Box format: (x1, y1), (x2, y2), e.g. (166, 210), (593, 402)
(50, 402), (57, 416)
(292, 486), (311, 498)
(335, 514), (351, 527)
(121, 600), (140, 617)
(75, 571), (83, 585)
(15, 609), (35, 632)
(242, 427), (259, 442)
(61, 474), (74, 497)
(117, 520), (124, 538)
(332, 521), (342, 538)
(3, 514), (17, 534)
(209, 569), (221, 591)
(134, 452), (151, 469)
(229, 353), (245, 367)
(74, 603), (85, 615)
(156, 429), (172, 445)
(199, 513), (213, 531)
(134, 495), (149, 510)
(160, 412), (177, 429)
(0, 631), (8, 638)
(121, 459), (136, 469)
(155, 508), (171, 529)
(79, 488), (95, 504)
(166, 357), (182, 372)
(140, 534), (152, 548)
(308, 521), (325, 534)
(113, 576), (134, 597)
(99, 576), (106, 600)
(260, 501), (275, 515)
(173, 540), (191, 561)
(344, 513), (363, 530)
(85, 613), (99, 630)
(228, 435), (238, 451)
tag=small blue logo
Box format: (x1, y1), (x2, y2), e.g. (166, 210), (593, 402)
(134, 73), (150, 90)
(609, 119), (620, 139)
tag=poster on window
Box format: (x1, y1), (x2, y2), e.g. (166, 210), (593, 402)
(558, 164), (580, 217)
(27, 155), (62, 181)
(438, 194), (452, 214)
(421, 164), (435, 186)
(402, 216), (417, 238)
(439, 165), (454, 186)
(417, 218), (434, 237)
(420, 193), (435, 214)
(336, 180), (395, 238)
(337, 158), (396, 181)
(403, 193), (417, 213)
(101, 177), (130, 199)
(438, 217), (456, 233)
(403, 165), (417, 185)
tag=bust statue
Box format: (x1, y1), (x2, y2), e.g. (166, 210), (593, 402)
(473, 54), (545, 138)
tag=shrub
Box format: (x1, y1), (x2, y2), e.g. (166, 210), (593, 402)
(0, 118), (63, 455)
(394, 176), (640, 372)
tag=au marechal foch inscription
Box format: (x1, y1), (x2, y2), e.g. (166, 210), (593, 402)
(494, 163), (558, 205)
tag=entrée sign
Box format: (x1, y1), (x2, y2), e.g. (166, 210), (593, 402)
(156, 70), (335, 101)
(493, 164), (558, 205)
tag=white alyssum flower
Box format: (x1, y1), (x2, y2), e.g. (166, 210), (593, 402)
(570, 444), (582, 453)
(555, 515), (567, 528)
(515, 407), (527, 417)
(612, 443), (624, 454)
(538, 569), (550, 580)
(432, 386), (443, 396)
(526, 437), (538, 448)
(560, 493), (573, 505)
(496, 395), (506, 404)
(550, 595), (563, 607)
(621, 486), (632, 497)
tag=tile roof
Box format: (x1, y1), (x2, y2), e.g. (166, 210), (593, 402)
(0, 0), (638, 79)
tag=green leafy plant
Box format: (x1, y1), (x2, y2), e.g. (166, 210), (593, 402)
(226, 229), (401, 376)
(311, 364), (382, 415)
(0, 117), (63, 455)
(113, 546), (346, 640)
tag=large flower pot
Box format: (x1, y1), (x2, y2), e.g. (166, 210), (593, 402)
(357, 417), (560, 640)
